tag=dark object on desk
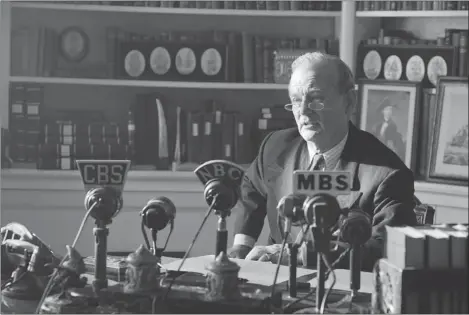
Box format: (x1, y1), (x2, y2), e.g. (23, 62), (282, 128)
(414, 204), (436, 225)
(124, 245), (161, 294)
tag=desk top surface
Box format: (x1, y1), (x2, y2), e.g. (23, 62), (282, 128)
(162, 255), (374, 294)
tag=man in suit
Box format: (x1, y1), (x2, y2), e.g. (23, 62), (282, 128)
(228, 52), (417, 271)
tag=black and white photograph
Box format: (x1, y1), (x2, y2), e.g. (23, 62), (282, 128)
(358, 80), (420, 169)
(430, 77), (469, 183)
(0, 1), (468, 314)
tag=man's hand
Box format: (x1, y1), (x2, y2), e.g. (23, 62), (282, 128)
(244, 244), (291, 265)
(227, 245), (252, 259)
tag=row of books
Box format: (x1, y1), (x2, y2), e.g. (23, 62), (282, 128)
(356, 0), (468, 11)
(59, 1), (342, 11)
(131, 99), (295, 171)
(385, 224), (468, 313)
(10, 25), (338, 83)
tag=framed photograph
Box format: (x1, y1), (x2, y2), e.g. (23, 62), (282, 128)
(429, 77), (468, 185)
(358, 80), (421, 170)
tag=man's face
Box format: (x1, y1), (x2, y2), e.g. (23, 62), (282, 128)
(289, 67), (349, 143)
(382, 106), (393, 121)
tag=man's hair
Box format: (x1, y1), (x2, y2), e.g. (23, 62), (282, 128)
(290, 52), (355, 95)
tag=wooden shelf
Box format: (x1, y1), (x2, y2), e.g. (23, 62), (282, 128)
(357, 10), (469, 18)
(9, 76), (288, 90)
(12, 3), (468, 19)
(2, 168), (466, 196)
(11, 2), (340, 18)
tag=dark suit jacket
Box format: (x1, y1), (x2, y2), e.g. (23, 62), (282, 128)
(234, 122), (417, 271)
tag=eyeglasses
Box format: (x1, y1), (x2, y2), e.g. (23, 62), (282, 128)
(284, 99), (326, 112)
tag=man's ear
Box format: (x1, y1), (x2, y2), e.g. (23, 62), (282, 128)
(344, 89), (357, 118)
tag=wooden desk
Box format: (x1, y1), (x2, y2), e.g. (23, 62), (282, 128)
(2, 255), (373, 314)
(162, 255), (374, 293)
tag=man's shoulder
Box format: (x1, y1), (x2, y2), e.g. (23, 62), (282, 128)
(263, 127), (299, 150)
(353, 127), (412, 174)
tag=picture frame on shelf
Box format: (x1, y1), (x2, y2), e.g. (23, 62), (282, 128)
(357, 79), (421, 171)
(59, 26), (89, 63)
(428, 76), (468, 185)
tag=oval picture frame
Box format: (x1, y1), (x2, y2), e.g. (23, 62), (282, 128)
(59, 26), (89, 63)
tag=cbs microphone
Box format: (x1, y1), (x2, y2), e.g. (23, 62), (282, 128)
(338, 209), (372, 295)
(84, 186), (123, 222)
(140, 197), (176, 256)
(76, 159), (131, 291)
(84, 186), (123, 291)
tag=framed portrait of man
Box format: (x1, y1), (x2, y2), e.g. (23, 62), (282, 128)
(357, 80), (421, 171)
(429, 76), (468, 185)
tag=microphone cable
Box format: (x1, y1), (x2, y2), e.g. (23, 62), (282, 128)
(154, 196), (218, 312)
(319, 253), (336, 314)
(270, 221), (311, 303)
(270, 230), (289, 300)
(35, 201), (99, 314)
(141, 220), (150, 250)
(281, 236), (348, 313)
(141, 219), (174, 255)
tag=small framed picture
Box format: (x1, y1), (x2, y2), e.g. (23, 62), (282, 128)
(357, 80), (421, 170)
(429, 76), (468, 185)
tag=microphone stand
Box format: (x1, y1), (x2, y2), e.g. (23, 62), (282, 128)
(203, 178), (238, 257)
(349, 245), (361, 297)
(311, 225), (331, 314)
(216, 214), (228, 257)
(84, 187), (122, 292)
(93, 219), (110, 291)
(288, 243), (299, 298)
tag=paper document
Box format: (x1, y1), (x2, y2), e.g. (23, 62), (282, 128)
(162, 255), (316, 287)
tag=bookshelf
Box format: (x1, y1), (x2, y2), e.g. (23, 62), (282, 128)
(10, 2), (342, 17)
(9, 76), (289, 90)
(1, 1), (468, 256)
(356, 10), (469, 18)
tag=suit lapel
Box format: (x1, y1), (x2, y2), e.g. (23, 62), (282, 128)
(335, 123), (363, 210)
(266, 136), (304, 201)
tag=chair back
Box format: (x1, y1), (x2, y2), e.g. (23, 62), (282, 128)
(413, 195), (436, 225)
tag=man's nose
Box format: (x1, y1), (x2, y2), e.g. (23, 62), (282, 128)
(298, 102), (311, 116)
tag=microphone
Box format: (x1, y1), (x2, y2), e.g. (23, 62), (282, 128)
(83, 187), (123, 291)
(194, 160), (245, 257)
(204, 178), (238, 214)
(84, 187), (123, 223)
(277, 194), (309, 233)
(276, 194), (307, 298)
(302, 193), (342, 313)
(204, 178), (238, 257)
(140, 197), (176, 256)
(302, 194), (341, 233)
(338, 209), (372, 295)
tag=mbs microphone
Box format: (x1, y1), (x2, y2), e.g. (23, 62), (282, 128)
(282, 170), (372, 313)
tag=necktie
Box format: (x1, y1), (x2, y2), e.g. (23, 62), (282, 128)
(310, 153), (325, 171)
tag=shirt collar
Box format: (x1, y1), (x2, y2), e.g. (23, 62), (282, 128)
(306, 132), (349, 170)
